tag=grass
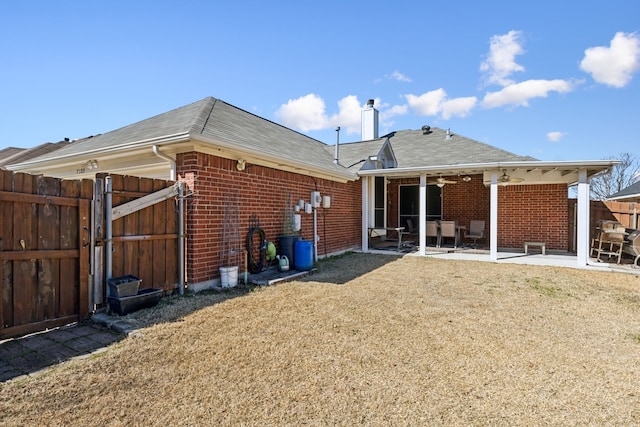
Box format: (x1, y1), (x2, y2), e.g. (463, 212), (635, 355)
(1, 253), (639, 426)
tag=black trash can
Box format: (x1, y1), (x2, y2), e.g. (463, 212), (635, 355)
(278, 235), (301, 269)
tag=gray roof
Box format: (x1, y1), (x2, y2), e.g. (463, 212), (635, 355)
(607, 181), (640, 201)
(332, 127), (536, 170)
(0, 147), (26, 166)
(0, 141), (72, 167)
(330, 139), (387, 171)
(21, 98), (216, 159)
(12, 97), (354, 179)
(196, 99), (350, 177)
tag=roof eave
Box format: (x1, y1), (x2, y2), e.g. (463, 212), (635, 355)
(357, 160), (620, 179)
(190, 133), (357, 183)
(6, 132), (192, 171)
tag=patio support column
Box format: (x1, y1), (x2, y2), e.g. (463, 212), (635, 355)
(576, 169), (589, 267)
(490, 172), (498, 261)
(362, 176), (370, 252)
(419, 174), (426, 256)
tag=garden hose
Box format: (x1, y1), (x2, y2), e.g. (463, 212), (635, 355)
(246, 227), (267, 273)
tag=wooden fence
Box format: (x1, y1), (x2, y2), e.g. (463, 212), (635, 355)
(1, 170), (181, 339)
(1, 171), (92, 339)
(94, 173), (180, 302)
(568, 199), (638, 252)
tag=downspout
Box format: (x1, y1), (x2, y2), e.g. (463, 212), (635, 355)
(153, 145), (176, 181)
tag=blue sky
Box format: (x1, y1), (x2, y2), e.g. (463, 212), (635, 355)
(1, 1), (638, 162)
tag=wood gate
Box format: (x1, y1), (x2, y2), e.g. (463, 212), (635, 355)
(91, 174), (182, 305)
(1, 171), (182, 339)
(1, 171), (92, 339)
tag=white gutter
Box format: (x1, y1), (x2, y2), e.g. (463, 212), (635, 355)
(152, 145), (176, 180)
(6, 132), (191, 170)
(356, 160), (620, 177)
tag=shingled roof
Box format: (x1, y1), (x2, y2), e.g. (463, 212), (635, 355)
(607, 180), (640, 201)
(8, 97), (354, 181)
(0, 141), (72, 167)
(332, 127), (535, 171)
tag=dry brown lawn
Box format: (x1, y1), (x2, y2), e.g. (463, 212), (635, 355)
(1, 253), (640, 426)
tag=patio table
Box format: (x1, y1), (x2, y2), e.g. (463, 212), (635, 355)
(368, 227), (405, 250)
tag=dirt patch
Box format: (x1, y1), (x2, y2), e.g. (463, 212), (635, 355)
(1, 253), (639, 426)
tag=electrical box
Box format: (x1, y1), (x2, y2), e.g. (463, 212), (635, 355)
(322, 195), (331, 209)
(311, 191), (321, 208)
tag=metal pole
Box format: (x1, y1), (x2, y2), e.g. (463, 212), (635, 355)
(105, 176), (113, 296)
(313, 207), (318, 262)
(334, 126), (340, 164)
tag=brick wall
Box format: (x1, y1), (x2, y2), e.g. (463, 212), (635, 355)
(177, 152), (361, 287)
(498, 184), (568, 250)
(387, 175), (491, 238)
(388, 176), (568, 250)
(442, 175), (490, 235)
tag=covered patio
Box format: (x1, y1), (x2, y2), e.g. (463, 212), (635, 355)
(365, 246), (640, 275)
(359, 160), (619, 269)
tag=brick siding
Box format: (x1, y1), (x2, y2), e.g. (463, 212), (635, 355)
(177, 152), (361, 287)
(388, 176), (568, 250)
(498, 184), (568, 250)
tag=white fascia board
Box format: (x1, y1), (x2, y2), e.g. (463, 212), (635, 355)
(607, 194), (640, 201)
(357, 160), (620, 177)
(6, 132), (192, 171)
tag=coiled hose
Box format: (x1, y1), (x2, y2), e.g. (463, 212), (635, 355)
(246, 227), (266, 273)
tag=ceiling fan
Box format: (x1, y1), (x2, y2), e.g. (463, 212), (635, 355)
(428, 176), (457, 187)
(499, 170), (524, 184)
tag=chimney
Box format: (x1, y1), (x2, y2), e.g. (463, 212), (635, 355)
(361, 99), (379, 141)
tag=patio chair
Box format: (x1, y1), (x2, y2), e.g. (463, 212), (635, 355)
(426, 220), (439, 246)
(591, 220), (623, 258)
(464, 220), (485, 248)
(439, 220), (457, 248)
(405, 218), (417, 235)
(594, 227), (626, 264)
(399, 219), (416, 248)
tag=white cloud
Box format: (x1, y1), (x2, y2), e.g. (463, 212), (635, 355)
(405, 89), (447, 116)
(405, 89), (477, 119)
(547, 131), (566, 142)
(275, 94), (382, 136)
(441, 97), (478, 119)
(480, 30), (526, 87)
(481, 79), (574, 108)
(380, 104), (409, 120)
(274, 94), (329, 132)
(580, 32), (640, 88)
(328, 95), (362, 135)
(386, 70), (412, 82)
